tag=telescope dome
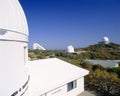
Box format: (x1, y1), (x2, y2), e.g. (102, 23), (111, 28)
(0, 0), (28, 35)
(103, 37), (109, 42)
(67, 45), (75, 53)
(0, 0), (29, 95)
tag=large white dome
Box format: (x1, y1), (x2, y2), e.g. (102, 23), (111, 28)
(0, 0), (29, 95)
(0, 0), (28, 35)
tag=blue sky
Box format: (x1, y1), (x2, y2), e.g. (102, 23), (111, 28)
(20, 0), (120, 50)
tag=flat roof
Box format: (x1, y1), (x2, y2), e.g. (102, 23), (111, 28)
(28, 58), (89, 95)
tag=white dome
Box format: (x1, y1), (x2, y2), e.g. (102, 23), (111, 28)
(67, 45), (75, 53)
(0, 0), (28, 35)
(103, 37), (109, 42)
(0, 0), (29, 95)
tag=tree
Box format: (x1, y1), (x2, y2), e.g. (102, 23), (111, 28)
(92, 64), (105, 71)
(86, 70), (120, 96)
(28, 52), (36, 59)
(80, 61), (93, 71)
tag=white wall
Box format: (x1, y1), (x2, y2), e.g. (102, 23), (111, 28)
(67, 77), (84, 96)
(41, 77), (84, 96)
(46, 85), (67, 96)
(0, 41), (29, 96)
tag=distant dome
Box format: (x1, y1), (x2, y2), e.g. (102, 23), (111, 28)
(99, 36), (110, 45)
(103, 37), (109, 42)
(67, 45), (75, 53)
(0, 0), (28, 35)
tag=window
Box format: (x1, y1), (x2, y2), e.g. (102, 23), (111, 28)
(67, 80), (77, 92)
(0, 29), (7, 35)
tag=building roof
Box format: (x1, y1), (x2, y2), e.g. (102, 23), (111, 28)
(85, 60), (120, 68)
(28, 58), (89, 95)
(0, 0), (28, 35)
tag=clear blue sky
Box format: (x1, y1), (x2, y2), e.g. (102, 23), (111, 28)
(20, 0), (120, 50)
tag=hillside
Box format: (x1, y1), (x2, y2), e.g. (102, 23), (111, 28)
(29, 43), (120, 60)
(75, 42), (120, 60)
(83, 42), (120, 52)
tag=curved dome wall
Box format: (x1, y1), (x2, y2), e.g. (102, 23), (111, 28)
(0, 0), (29, 96)
(0, 0), (28, 36)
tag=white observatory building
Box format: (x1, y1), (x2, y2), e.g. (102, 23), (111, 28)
(33, 43), (46, 50)
(99, 36), (110, 45)
(0, 0), (89, 96)
(0, 0), (29, 96)
(67, 45), (75, 53)
(103, 36), (110, 44)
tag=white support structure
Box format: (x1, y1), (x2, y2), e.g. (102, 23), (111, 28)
(33, 43), (46, 50)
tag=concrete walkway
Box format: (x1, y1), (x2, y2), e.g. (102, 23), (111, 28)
(78, 91), (96, 96)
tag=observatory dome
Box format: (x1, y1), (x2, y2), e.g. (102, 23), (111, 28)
(0, 0), (29, 95)
(0, 0), (28, 35)
(67, 45), (75, 53)
(103, 37), (109, 42)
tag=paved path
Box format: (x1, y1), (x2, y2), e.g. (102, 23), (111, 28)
(78, 91), (96, 96)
